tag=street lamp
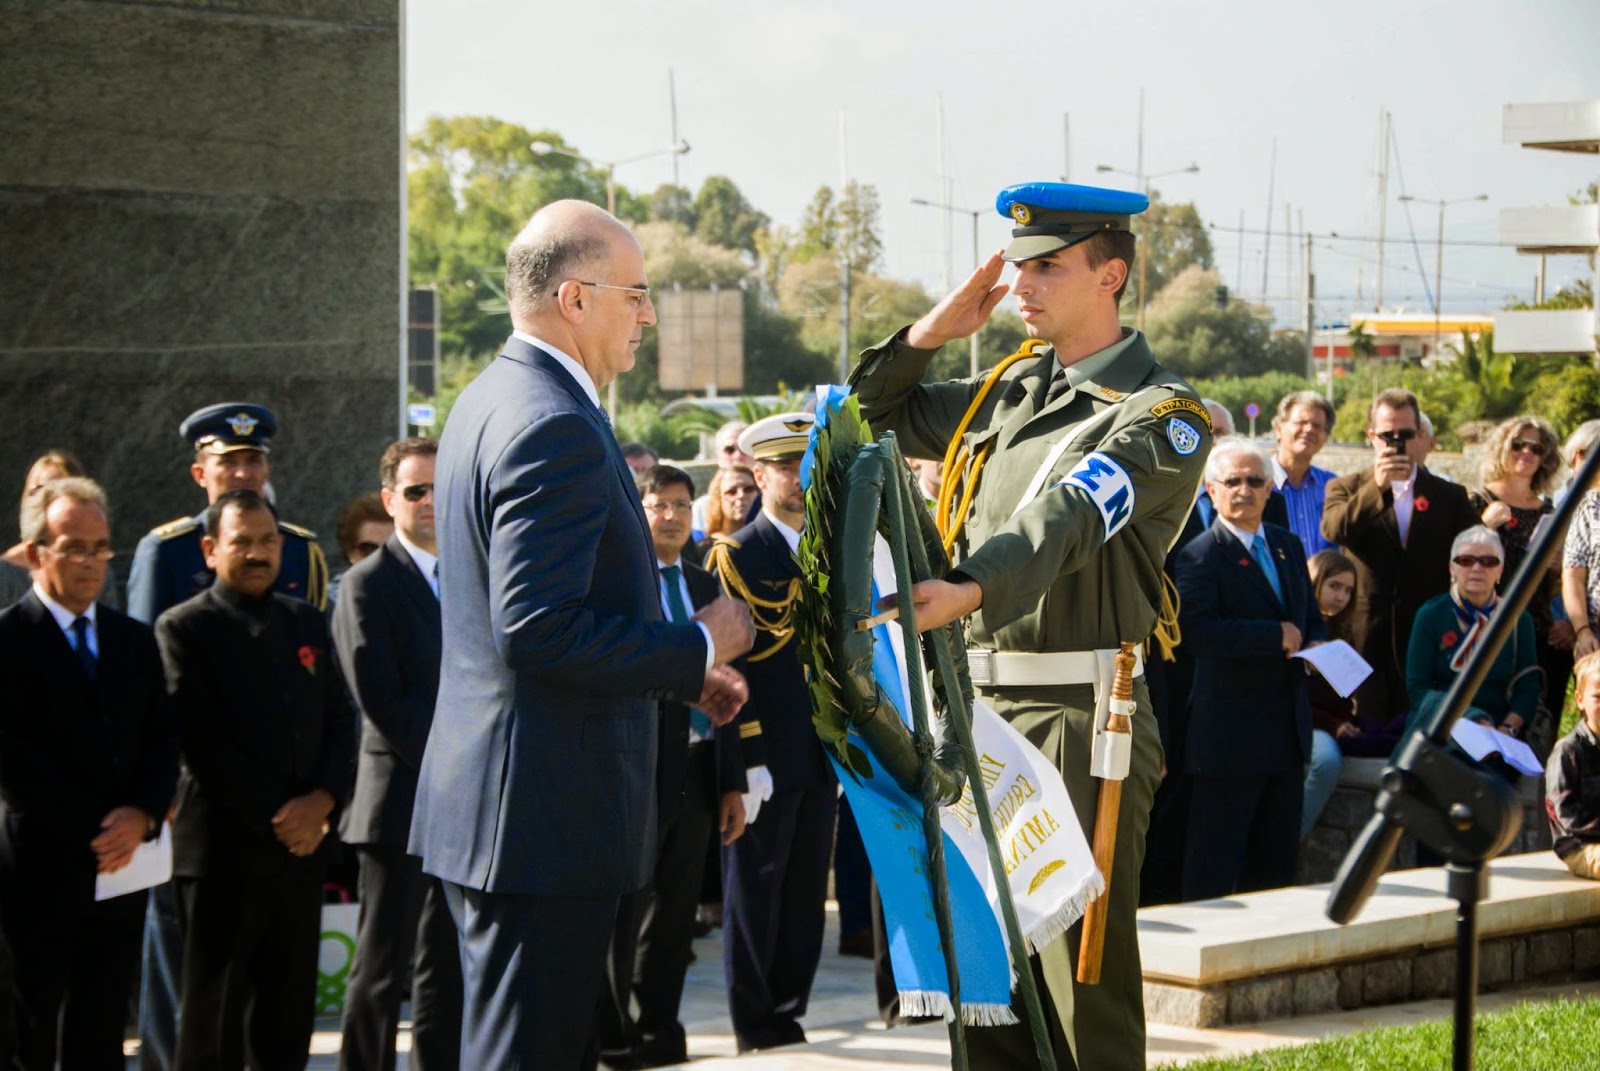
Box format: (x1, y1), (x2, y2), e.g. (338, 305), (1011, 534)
(1093, 161), (1199, 330)
(1397, 193), (1488, 357)
(911, 198), (985, 376)
(528, 138), (691, 413)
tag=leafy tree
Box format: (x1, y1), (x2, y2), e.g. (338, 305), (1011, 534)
(692, 176), (770, 256)
(1135, 194), (1215, 307)
(792, 182), (885, 271)
(636, 221), (750, 290)
(645, 183), (697, 228)
(1143, 266), (1299, 379)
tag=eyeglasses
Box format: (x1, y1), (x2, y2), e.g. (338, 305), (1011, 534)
(721, 485), (756, 498)
(40, 541), (114, 564)
(1376, 428), (1418, 442)
(354, 541), (382, 556)
(642, 499), (693, 517)
(559, 280), (652, 310)
(1217, 475), (1268, 489)
(1510, 438), (1547, 457)
(399, 483), (433, 502)
(1452, 554), (1502, 569)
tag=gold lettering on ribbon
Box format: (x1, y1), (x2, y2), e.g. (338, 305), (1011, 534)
(1003, 809), (1062, 876)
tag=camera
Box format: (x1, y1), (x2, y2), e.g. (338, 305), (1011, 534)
(1378, 430), (1413, 457)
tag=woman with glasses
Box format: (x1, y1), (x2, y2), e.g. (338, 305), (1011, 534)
(1471, 416), (1569, 722)
(700, 464), (758, 544)
(1404, 525), (1540, 760)
(326, 491), (393, 610)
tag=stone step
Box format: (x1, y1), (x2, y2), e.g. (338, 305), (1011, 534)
(1139, 851), (1600, 1026)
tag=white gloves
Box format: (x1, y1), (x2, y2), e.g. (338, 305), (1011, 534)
(742, 765), (774, 825)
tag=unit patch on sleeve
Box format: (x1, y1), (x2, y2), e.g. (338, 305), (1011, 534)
(1059, 451), (1135, 540)
(1150, 397), (1212, 429)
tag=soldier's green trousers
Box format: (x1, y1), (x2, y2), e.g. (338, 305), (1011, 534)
(965, 677), (1162, 1071)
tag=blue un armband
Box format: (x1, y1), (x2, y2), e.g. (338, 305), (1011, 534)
(1059, 451), (1135, 540)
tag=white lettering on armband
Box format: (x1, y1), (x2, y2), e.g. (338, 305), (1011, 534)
(1057, 451), (1135, 540)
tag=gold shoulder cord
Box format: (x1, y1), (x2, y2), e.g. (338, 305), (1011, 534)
(702, 537), (802, 663)
(307, 541), (330, 611)
(929, 338), (1185, 662)
(934, 338), (1050, 553)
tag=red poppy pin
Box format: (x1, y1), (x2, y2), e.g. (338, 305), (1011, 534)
(298, 645), (318, 675)
(1415, 496), (1430, 513)
(1506, 516), (1519, 528)
(1239, 558), (1251, 568)
(1440, 630), (1459, 650)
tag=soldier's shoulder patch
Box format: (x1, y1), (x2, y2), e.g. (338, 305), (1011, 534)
(1149, 396), (1212, 430)
(1167, 418), (1203, 457)
(278, 520), (317, 540)
(152, 517), (199, 541)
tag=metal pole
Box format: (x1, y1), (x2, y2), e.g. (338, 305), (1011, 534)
(396, 0), (410, 439)
(1304, 232), (1315, 380)
(1376, 110), (1389, 312)
(969, 211), (981, 376)
(1434, 201), (1445, 358)
(839, 253), (852, 384)
(1450, 865), (1480, 1071)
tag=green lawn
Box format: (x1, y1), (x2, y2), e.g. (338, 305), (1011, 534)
(1155, 994), (1600, 1070)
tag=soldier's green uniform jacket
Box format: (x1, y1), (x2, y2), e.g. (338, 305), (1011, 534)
(126, 513), (328, 626)
(849, 327), (1210, 651)
(850, 324), (1209, 1071)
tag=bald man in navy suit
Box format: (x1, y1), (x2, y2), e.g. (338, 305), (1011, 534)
(408, 201), (755, 1071)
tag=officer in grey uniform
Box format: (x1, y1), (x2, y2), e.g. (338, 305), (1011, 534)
(126, 401), (326, 1071)
(849, 182), (1211, 1070)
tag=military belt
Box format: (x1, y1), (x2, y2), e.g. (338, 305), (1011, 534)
(968, 647), (1144, 688)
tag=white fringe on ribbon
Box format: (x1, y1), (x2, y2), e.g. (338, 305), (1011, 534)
(896, 990), (1020, 1027)
(1023, 867), (1106, 956)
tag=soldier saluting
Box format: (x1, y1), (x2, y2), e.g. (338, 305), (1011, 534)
(849, 183), (1211, 1070)
(126, 403), (328, 625)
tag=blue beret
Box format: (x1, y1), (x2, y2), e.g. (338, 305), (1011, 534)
(996, 182), (1150, 262)
(179, 402), (277, 454)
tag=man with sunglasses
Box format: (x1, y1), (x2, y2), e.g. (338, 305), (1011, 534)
(1323, 388), (1476, 724)
(1175, 439), (1322, 900)
(333, 437), (463, 1071)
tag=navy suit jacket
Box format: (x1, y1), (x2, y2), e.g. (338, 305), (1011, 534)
(333, 534), (441, 847)
(409, 337), (708, 897)
(1176, 520), (1324, 778)
(712, 513), (832, 793)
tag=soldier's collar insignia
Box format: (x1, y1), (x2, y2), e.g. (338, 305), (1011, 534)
(228, 412), (259, 437)
(1099, 386), (1124, 401)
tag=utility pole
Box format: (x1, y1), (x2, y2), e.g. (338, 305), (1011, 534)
(1261, 138), (1276, 308)
(838, 111), (852, 383)
(1304, 231), (1315, 380)
(1062, 113), (1071, 181)
(1375, 110), (1390, 312)
(936, 96), (951, 292)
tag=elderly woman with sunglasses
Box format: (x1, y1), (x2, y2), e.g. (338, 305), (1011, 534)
(1404, 525), (1540, 753)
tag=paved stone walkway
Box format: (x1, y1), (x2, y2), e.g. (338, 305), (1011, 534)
(128, 903), (1598, 1068)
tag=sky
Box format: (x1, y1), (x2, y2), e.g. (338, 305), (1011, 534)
(405, 0), (1600, 329)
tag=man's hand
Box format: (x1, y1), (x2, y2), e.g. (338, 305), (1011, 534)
(1373, 451), (1412, 490)
(905, 252), (1011, 351)
(875, 578), (983, 634)
(696, 665), (749, 726)
(271, 789), (335, 857)
(1481, 500), (1513, 529)
(91, 806), (152, 874)
(1549, 618), (1576, 652)
(718, 790), (746, 846)
(1335, 721), (1360, 741)
(1280, 621), (1304, 657)
(693, 596), (755, 666)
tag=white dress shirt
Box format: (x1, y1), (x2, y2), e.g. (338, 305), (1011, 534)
(395, 530), (439, 599)
(33, 583), (99, 658)
(1392, 469), (1417, 546)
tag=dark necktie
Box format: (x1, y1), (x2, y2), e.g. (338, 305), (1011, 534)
(1044, 371), (1071, 408)
(662, 566), (712, 738)
(71, 616), (97, 685)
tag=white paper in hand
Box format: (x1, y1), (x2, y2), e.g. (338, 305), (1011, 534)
(1291, 639), (1374, 698)
(95, 824), (173, 901)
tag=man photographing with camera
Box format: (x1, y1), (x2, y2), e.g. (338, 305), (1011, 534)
(1322, 388), (1476, 722)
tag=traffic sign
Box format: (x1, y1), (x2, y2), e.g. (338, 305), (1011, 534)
(407, 403), (436, 428)
(1244, 402), (1261, 420)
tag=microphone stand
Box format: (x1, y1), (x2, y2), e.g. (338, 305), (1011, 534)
(1325, 446), (1600, 1071)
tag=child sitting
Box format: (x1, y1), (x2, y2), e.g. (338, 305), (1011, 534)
(1546, 651), (1600, 878)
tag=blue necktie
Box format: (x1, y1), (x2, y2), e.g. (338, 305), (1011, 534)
(662, 566), (713, 738)
(1252, 533), (1285, 607)
(71, 616), (97, 685)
